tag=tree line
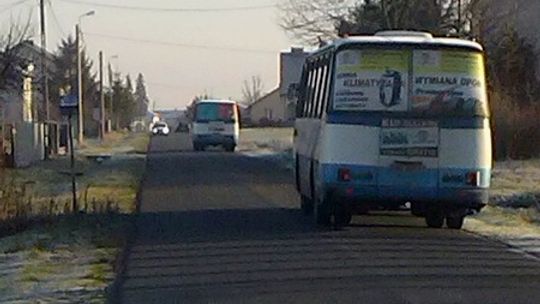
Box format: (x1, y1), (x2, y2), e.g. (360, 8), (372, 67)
(281, 0), (540, 160)
(52, 37), (151, 136)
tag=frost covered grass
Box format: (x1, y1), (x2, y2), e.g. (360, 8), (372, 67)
(0, 215), (132, 303)
(465, 206), (540, 239)
(464, 159), (540, 242)
(79, 131), (150, 155)
(239, 128), (294, 169)
(0, 131), (148, 303)
(490, 159), (540, 208)
(1, 132), (149, 217)
(239, 127), (293, 153)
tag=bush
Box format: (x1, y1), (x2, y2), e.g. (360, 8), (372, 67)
(491, 92), (540, 159)
(486, 26), (540, 160)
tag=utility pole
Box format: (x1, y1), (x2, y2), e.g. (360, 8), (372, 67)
(99, 51), (105, 140)
(457, 0), (462, 36)
(40, 0), (51, 156)
(76, 24), (84, 144)
(108, 62), (114, 130)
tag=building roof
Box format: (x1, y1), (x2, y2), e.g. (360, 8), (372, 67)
(247, 87), (280, 109)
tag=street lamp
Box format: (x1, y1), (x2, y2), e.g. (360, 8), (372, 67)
(76, 10), (95, 144)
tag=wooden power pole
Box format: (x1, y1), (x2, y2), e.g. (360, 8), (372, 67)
(40, 0), (51, 157)
(99, 51), (105, 140)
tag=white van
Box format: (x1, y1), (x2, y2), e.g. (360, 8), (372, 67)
(190, 100), (240, 152)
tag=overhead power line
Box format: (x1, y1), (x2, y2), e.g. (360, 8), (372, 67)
(47, 0), (68, 37)
(0, 0), (31, 13)
(58, 0), (276, 13)
(84, 31), (277, 55)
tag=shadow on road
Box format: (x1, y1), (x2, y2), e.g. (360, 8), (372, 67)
(120, 207), (540, 304)
(135, 208), (315, 244)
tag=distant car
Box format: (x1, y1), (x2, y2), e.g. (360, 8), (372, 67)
(151, 122), (170, 136)
(175, 122), (189, 133)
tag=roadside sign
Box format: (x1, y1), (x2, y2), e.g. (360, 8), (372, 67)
(60, 94), (78, 116)
(60, 94), (78, 108)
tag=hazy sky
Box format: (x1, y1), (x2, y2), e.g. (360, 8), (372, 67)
(1, 0), (295, 109)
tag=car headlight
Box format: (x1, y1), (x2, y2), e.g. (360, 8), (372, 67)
(163, 127), (170, 134)
(152, 129), (158, 134)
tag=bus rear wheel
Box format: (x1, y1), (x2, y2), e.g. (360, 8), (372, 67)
(334, 205), (352, 228)
(425, 208), (444, 228)
(300, 195), (313, 215)
(446, 215), (464, 229)
(315, 198), (331, 226)
(193, 143), (203, 151)
(224, 144), (236, 152)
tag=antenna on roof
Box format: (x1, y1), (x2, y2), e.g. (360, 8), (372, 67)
(317, 36), (328, 47)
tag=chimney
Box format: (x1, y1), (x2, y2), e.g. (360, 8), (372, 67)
(290, 47), (304, 54)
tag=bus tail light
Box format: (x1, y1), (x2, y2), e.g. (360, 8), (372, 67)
(466, 171), (480, 187)
(338, 168), (352, 182)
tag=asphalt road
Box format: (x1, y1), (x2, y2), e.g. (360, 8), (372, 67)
(118, 132), (540, 304)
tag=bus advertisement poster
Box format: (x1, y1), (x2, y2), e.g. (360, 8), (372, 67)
(411, 50), (487, 115)
(333, 49), (409, 112)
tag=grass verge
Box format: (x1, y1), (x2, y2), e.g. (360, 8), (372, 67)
(0, 131), (149, 303)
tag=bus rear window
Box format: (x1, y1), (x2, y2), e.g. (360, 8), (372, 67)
(195, 103), (236, 122)
(332, 48), (488, 117)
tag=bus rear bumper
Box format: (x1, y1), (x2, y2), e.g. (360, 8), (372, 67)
(328, 184), (488, 211)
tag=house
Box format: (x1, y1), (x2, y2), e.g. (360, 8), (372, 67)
(248, 47), (309, 126)
(0, 40), (57, 167)
(246, 88), (281, 125)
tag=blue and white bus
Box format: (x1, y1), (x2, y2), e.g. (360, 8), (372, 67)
(294, 31), (491, 229)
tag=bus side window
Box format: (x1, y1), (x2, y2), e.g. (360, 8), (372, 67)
(325, 53), (334, 113)
(304, 62), (315, 118)
(319, 56), (331, 117)
(316, 61), (326, 118)
(310, 64), (322, 118)
(296, 65), (308, 118)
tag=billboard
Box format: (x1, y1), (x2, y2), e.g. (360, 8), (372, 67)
(333, 50), (409, 111)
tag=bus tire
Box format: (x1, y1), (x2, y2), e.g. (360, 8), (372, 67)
(411, 203), (425, 217)
(425, 208), (444, 228)
(294, 155), (301, 192)
(446, 215), (464, 229)
(314, 196), (331, 226)
(334, 203), (352, 228)
(225, 144), (236, 152)
(316, 203), (331, 226)
(301, 195), (313, 215)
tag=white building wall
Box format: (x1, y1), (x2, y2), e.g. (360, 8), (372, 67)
(249, 89), (284, 124)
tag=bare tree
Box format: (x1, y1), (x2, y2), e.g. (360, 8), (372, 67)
(280, 0), (480, 44)
(0, 15), (34, 90)
(241, 75), (264, 105)
(280, 0), (356, 44)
